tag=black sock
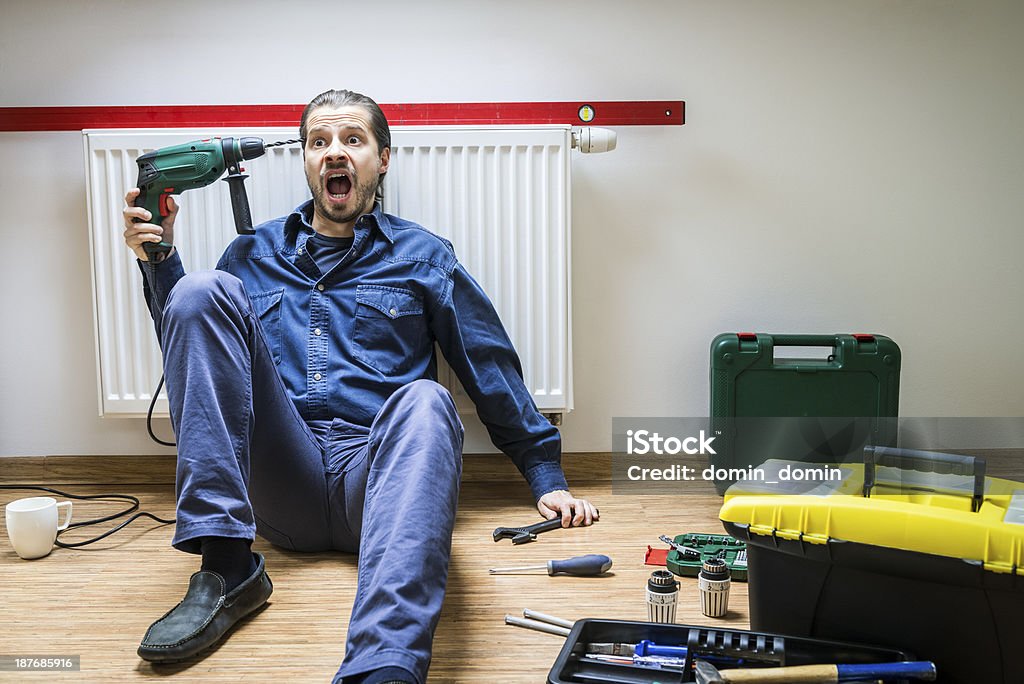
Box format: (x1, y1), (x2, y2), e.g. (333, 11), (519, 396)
(355, 667), (416, 684)
(199, 536), (256, 592)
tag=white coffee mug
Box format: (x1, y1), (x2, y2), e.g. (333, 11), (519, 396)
(5, 497), (73, 560)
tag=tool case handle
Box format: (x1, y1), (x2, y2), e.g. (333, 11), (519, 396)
(770, 334), (846, 347)
(863, 446), (986, 512)
(767, 333), (878, 346)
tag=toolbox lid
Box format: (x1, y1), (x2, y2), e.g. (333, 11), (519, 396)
(720, 458), (1024, 575)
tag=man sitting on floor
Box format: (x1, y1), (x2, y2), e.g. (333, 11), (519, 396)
(121, 88), (598, 684)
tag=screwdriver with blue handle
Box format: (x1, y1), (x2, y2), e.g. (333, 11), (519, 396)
(489, 554), (613, 576)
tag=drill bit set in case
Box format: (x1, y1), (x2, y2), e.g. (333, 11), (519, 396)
(664, 533), (748, 581)
(720, 448), (1024, 684)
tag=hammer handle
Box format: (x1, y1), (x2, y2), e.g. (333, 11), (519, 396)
(719, 665), (837, 683)
(719, 661), (936, 683)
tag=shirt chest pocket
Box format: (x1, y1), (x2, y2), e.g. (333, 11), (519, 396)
(353, 285), (427, 376)
(250, 288), (284, 365)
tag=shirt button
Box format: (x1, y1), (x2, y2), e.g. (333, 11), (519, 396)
(297, 247), (304, 255)
(314, 328), (322, 336)
(313, 372), (322, 381)
(389, 308), (397, 316)
(317, 284), (325, 291)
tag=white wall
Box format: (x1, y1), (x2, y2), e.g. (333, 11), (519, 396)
(2, 0), (1022, 457)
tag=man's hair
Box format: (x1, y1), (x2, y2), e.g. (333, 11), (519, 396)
(300, 89), (392, 202)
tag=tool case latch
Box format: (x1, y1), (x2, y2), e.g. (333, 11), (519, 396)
(736, 332), (759, 351)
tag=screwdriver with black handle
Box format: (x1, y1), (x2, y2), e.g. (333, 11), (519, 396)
(489, 554), (613, 576)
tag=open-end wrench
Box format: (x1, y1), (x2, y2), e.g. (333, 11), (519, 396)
(492, 517), (564, 544)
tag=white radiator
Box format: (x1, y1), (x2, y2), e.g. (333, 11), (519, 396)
(84, 126), (573, 420)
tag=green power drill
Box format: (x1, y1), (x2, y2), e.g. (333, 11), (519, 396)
(134, 136), (269, 260)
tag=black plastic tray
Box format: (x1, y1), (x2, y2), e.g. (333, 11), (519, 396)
(548, 619), (915, 684)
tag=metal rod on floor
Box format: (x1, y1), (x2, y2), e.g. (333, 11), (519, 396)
(523, 609), (574, 629)
(504, 615), (571, 637)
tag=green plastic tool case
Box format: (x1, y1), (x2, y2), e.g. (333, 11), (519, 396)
(709, 333), (900, 493)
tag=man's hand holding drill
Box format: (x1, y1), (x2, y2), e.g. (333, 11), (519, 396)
(122, 188), (178, 262)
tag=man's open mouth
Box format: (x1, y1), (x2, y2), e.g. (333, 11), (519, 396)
(325, 171), (352, 200)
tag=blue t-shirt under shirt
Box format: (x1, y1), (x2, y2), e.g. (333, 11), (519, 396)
(304, 232), (355, 276)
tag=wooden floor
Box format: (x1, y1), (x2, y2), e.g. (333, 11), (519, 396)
(0, 455), (746, 683)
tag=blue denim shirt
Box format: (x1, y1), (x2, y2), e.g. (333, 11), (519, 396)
(138, 201), (568, 500)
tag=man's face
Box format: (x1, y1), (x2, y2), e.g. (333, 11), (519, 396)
(303, 105), (390, 229)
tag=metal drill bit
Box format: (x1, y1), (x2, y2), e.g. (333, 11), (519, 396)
(659, 535), (701, 558)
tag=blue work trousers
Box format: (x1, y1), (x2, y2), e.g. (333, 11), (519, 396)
(160, 271), (464, 683)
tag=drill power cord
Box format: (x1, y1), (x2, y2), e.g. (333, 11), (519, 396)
(13, 137), (307, 546)
(147, 375), (176, 447)
(0, 485), (175, 548)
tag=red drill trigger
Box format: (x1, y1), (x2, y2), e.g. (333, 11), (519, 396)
(159, 189), (174, 217)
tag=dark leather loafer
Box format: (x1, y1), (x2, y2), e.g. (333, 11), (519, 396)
(138, 552), (273, 663)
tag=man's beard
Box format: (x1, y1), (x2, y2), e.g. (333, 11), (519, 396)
(307, 167), (378, 226)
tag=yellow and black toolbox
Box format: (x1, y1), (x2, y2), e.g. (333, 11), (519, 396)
(720, 447), (1024, 684)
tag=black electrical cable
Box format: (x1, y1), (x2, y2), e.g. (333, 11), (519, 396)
(0, 485), (174, 548)
(4, 140), (315, 548)
(147, 375), (176, 446)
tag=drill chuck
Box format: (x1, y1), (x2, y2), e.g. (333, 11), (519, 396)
(238, 137), (266, 161)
